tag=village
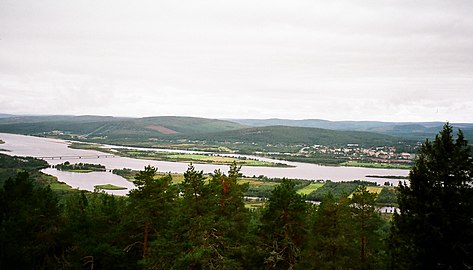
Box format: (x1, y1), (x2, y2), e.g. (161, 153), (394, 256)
(298, 144), (416, 165)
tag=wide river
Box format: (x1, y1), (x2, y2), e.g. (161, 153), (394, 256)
(0, 133), (409, 195)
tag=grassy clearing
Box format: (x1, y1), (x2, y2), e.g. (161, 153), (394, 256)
(245, 201), (265, 209)
(341, 161), (411, 169)
(67, 169), (94, 173)
(244, 197), (266, 209)
(164, 154), (234, 162)
(366, 186), (384, 194)
(68, 142), (103, 150)
(36, 172), (73, 191)
(71, 142), (289, 167)
(297, 183), (324, 195)
(348, 186), (384, 199)
(94, 184), (127, 190)
(238, 178), (280, 187)
(155, 172), (186, 184)
(158, 153), (288, 167)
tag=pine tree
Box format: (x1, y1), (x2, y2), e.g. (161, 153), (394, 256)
(207, 163), (250, 269)
(350, 186), (385, 269)
(391, 124), (473, 269)
(0, 171), (63, 269)
(127, 165), (177, 267)
(259, 179), (309, 269)
(299, 193), (355, 270)
(173, 164), (219, 269)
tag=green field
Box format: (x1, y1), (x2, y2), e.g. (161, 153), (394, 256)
(297, 183), (324, 195)
(94, 184), (127, 190)
(155, 172), (186, 184)
(110, 148), (291, 167)
(70, 142), (289, 167)
(341, 161), (412, 169)
(67, 169), (94, 173)
(366, 186), (384, 194)
(37, 172), (73, 191)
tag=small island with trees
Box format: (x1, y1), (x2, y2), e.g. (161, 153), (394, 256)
(54, 161), (106, 173)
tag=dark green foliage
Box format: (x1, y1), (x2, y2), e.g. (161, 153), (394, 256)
(350, 186), (386, 269)
(375, 188), (397, 205)
(306, 180), (377, 201)
(55, 161), (106, 171)
(172, 163), (252, 269)
(0, 153), (49, 170)
(0, 154), (398, 269)
(300, 187), (388, 270)
(299, 194), (355, 269)
(0, 171), (63, 270)
(0, 153), (50, 187)
(62, 191), (136, 269)
(127, 166), (178, 268)
(391, 124), (473, 269)
(259, 179), (309, 269)
(180, 125), (403, 148)
(245, 177), (310, 198)
(172, 164), (221, 269)
(203, 163), (252, 269)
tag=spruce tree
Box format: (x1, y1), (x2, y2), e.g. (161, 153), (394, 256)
(391, 124), (473, 269)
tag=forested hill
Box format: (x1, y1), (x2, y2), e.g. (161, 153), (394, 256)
(176, 125), (403, 147)
(230, 118), (473, 141)
(3, 114), (468, 147)
(0, 115), (246, 137)
(0, 114), (407, 147)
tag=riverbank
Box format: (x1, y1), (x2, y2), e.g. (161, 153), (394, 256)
(0, 132), (410, 184)
(69, 141), (414, 171)
(69, 142), (292, 168)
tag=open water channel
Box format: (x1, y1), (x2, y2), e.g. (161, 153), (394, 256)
(0, 133), (409, 195)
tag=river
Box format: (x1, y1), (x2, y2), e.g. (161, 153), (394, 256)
(0, 133), (409, 195)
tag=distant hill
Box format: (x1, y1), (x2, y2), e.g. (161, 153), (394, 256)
(0, 114), (15, 119)
(228, 118), (392, 131)
(176, 125), (405, 147)
(134, 116), (246, 134)
(229, 119), (473, 142)
(0, 115), (246, 138)
(1, 114), (471, 146)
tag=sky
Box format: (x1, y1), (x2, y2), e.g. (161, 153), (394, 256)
(1, 0), (473, 122)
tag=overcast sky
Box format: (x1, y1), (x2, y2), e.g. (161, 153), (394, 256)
(1, 0), (472, 122)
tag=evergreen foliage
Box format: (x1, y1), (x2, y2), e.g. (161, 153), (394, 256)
(391, 124), (473, 269)
(300, 194), (355, 269)
(127, 165), (178, 267)
(0, 171), (63, 269)
(259, 179), (309, 269)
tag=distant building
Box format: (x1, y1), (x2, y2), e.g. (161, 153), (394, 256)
(400, 153), (415, 160)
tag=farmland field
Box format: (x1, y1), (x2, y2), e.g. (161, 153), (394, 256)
(297, 183), (324, 195)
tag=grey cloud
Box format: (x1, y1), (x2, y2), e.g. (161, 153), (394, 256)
(0, 0), (472, 121)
